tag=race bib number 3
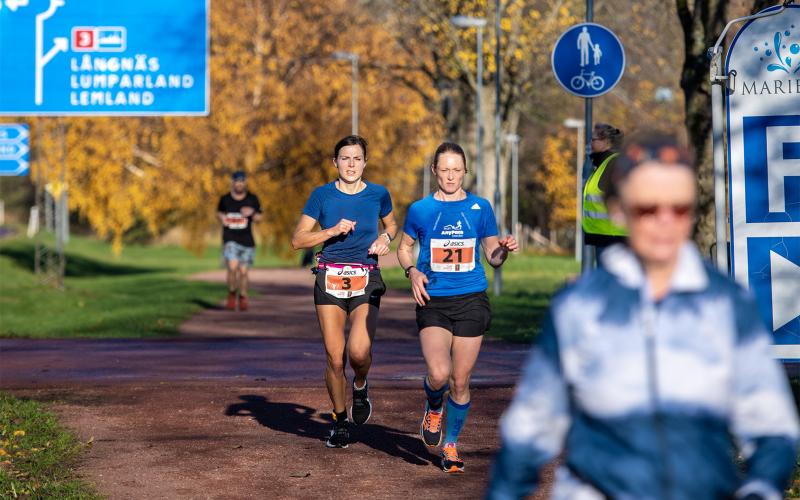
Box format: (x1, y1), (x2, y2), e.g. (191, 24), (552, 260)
(430, 238), (476, 272)
(325, 265), (369, 298)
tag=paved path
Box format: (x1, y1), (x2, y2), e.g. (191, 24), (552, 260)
(0, 266), (539, 499)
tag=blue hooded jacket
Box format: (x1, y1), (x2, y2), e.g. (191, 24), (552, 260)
(487, 243), (799, 500)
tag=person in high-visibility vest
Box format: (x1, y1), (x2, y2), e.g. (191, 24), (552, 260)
(582, 123), (626, 253)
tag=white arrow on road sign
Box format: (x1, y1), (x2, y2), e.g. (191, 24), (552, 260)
(12, 160), (29, 174)
(770, 250), (800, 331)
(0, 142), (29, 159)
(42, 37), (68, 67)
(0, 124), (30, 142)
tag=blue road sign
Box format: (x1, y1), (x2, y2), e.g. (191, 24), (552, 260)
(0, 123), (30, 176)
(0, 0), (209, 116)
(551, 23), (625, 98)
(726, 5), (800, 358)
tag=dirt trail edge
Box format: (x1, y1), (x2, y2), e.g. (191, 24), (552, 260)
(1, 267), (548, 500)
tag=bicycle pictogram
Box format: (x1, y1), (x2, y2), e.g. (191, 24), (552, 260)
(569, 70), (605, 91)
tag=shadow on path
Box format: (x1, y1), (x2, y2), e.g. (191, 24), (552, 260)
(224, 395), (435, 466)
(0, 243), (156, 277)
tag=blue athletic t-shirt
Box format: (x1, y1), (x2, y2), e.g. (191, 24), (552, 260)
(302, 181), (393, 265)
(403, 192), (498, 296)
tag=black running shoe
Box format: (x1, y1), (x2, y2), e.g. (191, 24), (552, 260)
(441, 443), (464, 473)
(420, 402), (444, 447)
(325, 419), (350, 449)
(350, 380), (372, 425)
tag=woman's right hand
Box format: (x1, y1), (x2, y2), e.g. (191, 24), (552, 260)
(409, 268), (430, 306)
(326, 218), (356, 238)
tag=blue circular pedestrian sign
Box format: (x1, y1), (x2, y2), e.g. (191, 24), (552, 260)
(551, 23), (625, 98)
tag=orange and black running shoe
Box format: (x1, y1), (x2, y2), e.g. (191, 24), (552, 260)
(440, 442), (464, 473)
(420, 403), (444, 447)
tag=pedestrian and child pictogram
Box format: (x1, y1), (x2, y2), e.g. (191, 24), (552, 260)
(551, 22), (625, 98)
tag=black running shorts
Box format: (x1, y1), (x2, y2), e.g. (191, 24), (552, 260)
(415, 291), (491, 338)
(314, 269), (386, 314)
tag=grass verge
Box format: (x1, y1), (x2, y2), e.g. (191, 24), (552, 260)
(0, 392), (99, 499)
(0, 234), (291, 338)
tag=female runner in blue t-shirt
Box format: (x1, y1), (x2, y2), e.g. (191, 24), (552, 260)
(291, 135), (397, 449)
(397, 142), (518, 473)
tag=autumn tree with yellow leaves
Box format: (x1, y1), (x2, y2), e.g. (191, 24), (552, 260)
(376, 0), (580, 221)
(23, 0), (697, 253)
(30, 0), (439, 254)
(535, 132), (576, 233)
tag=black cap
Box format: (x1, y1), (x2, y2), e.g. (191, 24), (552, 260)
(231, 171), (246, 181)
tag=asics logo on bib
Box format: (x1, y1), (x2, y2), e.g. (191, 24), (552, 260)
(441, 221), (464, 236)
(338, 269), (358, 276)
(443, 240), (466, 247)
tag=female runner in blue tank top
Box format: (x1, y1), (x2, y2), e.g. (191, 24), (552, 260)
(397, 142), (518, 473)
(291, 135), (397, 449)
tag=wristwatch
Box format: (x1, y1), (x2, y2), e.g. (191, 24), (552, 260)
(404, 265), (416, 278)
(380, 232), (392, 243)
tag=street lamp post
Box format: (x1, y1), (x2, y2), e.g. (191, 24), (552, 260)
(505, 133), (520, 248)
(564, 118), (585, 262)
(332, 51), (359, 136)
(450, 15), (487, 196)
(493, 0), (502, 297)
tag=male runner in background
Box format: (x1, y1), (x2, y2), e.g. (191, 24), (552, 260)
(217, 171), (262, 311)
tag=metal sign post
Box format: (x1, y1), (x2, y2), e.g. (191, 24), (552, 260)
(552, 9), (625, 272)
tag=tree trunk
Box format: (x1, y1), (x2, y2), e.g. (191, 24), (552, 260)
(677, 0), (729, 257)
(677, 0), (773, 258)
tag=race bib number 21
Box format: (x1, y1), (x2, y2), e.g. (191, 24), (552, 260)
(430, 238), (476, 272)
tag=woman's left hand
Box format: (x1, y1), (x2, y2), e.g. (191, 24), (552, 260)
(498, 235), (519, 253)
(368, 237), (391, 256)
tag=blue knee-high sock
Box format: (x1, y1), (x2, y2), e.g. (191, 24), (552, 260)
(424, 377), (449, 411)
(443, 396), (471, 445)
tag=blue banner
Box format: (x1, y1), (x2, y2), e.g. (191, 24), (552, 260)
(726, 5), (800, 357)
(0, 0), (209, 116)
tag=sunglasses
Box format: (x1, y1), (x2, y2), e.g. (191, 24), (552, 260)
(626, 203), (695, 219)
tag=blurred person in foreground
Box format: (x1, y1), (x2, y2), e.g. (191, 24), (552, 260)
(217, 170), (262, 311)
(487, 134), (799, 500)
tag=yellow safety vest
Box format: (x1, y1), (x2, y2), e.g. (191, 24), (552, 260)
(582, 152), (627, 236)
